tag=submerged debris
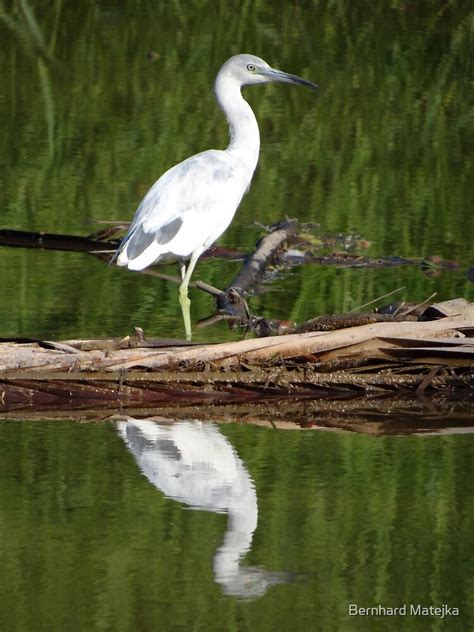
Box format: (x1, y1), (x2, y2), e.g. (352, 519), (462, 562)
(0, 300), (472, 419)
(1, 220), (472, 428)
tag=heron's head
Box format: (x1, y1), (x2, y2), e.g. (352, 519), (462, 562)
(218, 54), (318, 91)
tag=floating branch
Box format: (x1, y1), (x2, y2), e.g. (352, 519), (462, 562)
(224, 218), (299, 295)
(0, 228), (119, 254)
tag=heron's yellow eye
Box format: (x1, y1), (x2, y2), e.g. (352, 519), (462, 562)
(246, 64), (256, 72)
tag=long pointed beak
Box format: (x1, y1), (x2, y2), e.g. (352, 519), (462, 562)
(261, 67), (318, 90)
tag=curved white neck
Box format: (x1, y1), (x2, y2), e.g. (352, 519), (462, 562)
(214, 74), (260, 172)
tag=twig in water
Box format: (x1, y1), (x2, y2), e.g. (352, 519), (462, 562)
(195, 280), (226, 297)
(195, 314), (228, 329)
(133, 267), (225, 298)
(393, 302), (406, 317)
(348, 287), (405, 314)
(402, 292), (438, 317)
(252, 221), (272, 233)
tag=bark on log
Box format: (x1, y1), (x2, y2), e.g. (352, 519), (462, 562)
(1, 303), (473, 416)
(223, 219), (299, 297)
(211, 219), (300, 323)
(1, 305), (472, 374)
(304, 313), (418, 332)
(91, 311), (473, 371)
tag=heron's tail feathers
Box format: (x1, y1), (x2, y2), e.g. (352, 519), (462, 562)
(117, 241), (163, 270)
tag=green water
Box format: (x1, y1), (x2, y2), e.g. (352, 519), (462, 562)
(0, 1), (472, 341)
(0, 420), (472, 631)
(0, 4), (473, 629)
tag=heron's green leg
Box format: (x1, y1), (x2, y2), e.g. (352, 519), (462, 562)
(178, 252), (201, 341)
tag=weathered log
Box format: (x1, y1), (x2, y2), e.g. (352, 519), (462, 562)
(85, 309), (473, 371)
(205, 218), (300, 324)
(292, 313), (418, 335)
(0, 300), (472, 417)
(222, 218), (299, 297)
(0, 363), (472, 415)
(1, 305), (472, 374)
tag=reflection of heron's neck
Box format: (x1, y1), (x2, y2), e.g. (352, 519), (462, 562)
(213, 483), (258, 579)
(118, 420), (285, 598)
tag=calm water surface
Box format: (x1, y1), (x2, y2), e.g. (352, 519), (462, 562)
(0, 2), (472, 341)
(0, 419), (473, 631)
(1, 4), (473, 630)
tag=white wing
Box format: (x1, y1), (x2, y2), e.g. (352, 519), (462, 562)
(115, 149), (253, 270)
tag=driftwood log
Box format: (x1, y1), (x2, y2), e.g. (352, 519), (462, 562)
(0, 300), (472, 420)
(1, 221), (472, 431)
(225, 219), (299, 295)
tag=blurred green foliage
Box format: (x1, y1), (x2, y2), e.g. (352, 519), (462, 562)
(0, 0), (472, 340)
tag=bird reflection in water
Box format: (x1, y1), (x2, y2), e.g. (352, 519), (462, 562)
(118, 419), (289, 598)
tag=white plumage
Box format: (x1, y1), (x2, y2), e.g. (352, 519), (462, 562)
(117, 150), (251, 271)
(113, 54), (317, 339)
(118, 419), (289, 597)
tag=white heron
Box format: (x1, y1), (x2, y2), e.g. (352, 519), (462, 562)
(113, 54), (317, 340)
(118, 419), (290, 597)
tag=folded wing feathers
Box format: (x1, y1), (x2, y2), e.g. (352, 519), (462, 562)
(114, 150), (244, 269)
